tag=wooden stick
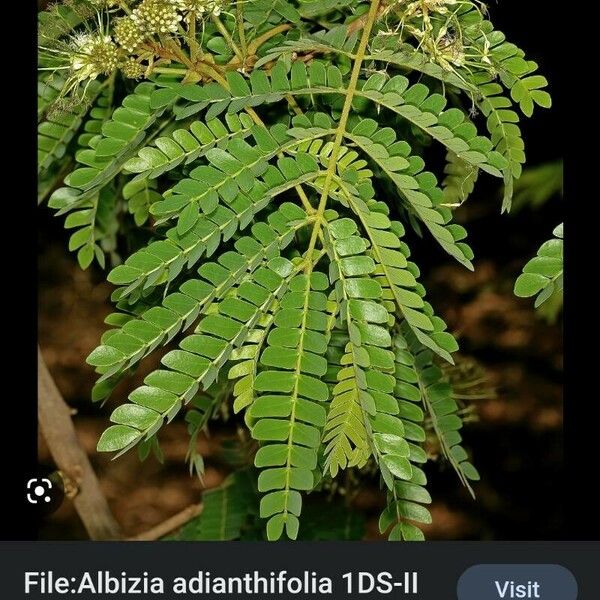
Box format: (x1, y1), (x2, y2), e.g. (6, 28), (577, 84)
(38, 346), (123, 540)
(128, 503), (203, 541)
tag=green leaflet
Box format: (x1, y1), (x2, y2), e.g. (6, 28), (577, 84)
(332, 178), (459, 364)
(97, 256), (299, 456)
(38, 77), (103, 175)
(48, 82), (170, 215)
(514, 223), (563, 308)
(402, 323), (479, 496)
(88, 203), (311, 385)
(251, 270), (330, 541)
(108, 152), (320, 298)
(152, 60), (506, 176)
(149, 123), (326, 228)
(322, 218), (383, 476)
(124, 112), (256, 182)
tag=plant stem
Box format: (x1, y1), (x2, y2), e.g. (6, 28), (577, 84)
(236, 1), (248, 60)
(38, 348), (122, 540)
(188, 13), (201, 61)
(247, 24), (291, 55)
(286, 94), (303, 116)
(152, 67), (189, 75)
(212, 15), (244, 62)
(129, 504), (203, 541)
(304, 0), (381, 268)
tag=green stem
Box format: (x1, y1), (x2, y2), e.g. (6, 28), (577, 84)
(212, 15), (243, 62)
(304, 0), (382, 269)
(246, 24), (291, 56)
(151, 67), (189, 75)
(187, 13), (202, 61)
(236, 1), (248, 59)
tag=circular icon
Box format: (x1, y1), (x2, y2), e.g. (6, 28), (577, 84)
(26, 467), (65, 517)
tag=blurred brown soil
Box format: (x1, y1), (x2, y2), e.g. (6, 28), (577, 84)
(38, 242), (563, 541)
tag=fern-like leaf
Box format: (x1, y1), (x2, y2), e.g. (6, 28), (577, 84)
(49, 83), (170, 214)
(171, 469), (258, 540)
(97, 256), (300, 456)
(402, 323), (479, 495)
(107, 153), (320, 297)
(122, 178), (161, 226)
(149, 125), (325, 228)
(228, 309), (276, 417)
(514, 223), (563, 308)
(155, 62), (506, 176)
(124, 113), (256, 182)
(88, 204), (311, 384)
(38, 79), (103, 175)
(251, 270), (330, 540)
(322, 217), (385, 476)
(333, 179), (459, 363)
(377, 333), (432, 541)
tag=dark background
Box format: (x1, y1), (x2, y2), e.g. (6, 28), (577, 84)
(37, 2), (564, 540)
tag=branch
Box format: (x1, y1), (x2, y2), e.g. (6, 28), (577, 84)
(37, 346), (123, 540)
(128, 503), (203, 541)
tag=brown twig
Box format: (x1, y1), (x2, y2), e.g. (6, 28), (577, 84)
(128, 503), (204, 541)
(37, 346), (123, 540)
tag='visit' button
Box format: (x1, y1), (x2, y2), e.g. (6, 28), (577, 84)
(457, 564), (577, 600)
